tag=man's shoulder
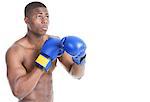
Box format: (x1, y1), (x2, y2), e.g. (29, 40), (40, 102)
(6, 44), (24, 56)
(6, 37), (26, 57)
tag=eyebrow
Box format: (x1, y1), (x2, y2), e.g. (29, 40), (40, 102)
(37, 12), (43, 15)
(36, 12), (48, 15)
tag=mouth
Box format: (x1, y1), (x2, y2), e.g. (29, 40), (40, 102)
(41, 26), (48, 31)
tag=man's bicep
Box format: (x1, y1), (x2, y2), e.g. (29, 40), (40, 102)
(58, 52), (74, 72)
(6, 48), (26, 88)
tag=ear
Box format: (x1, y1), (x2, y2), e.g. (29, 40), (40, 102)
(24, 17), (29, 24)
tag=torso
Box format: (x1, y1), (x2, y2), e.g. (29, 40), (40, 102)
(15, 34), (56, 102)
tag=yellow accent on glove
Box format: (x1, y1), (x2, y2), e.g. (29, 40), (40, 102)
(35, 54), (50, 67)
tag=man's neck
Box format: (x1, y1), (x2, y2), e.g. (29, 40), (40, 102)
(26, 30), (45, 49)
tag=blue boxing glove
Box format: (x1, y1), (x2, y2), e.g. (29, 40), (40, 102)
(61, 36), (86, 64)
(35, 37), (64, 72)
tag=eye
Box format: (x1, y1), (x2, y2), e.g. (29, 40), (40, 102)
(37, 15), (42, 18)
(46, 15), (49, 18)
(36, 14), (43, 18)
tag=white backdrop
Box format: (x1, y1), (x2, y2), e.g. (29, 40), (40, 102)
(0, 0), (150, 102)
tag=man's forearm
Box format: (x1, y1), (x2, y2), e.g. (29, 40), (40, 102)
(13, 67), (44, 99)
(70, 63), (85, 79)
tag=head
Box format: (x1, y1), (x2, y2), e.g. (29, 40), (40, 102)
(24, 2), (49, 36)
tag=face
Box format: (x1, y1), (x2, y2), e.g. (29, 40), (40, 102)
(25, 7), (49, 35)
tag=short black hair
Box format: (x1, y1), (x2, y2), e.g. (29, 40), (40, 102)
(24, 1), (47, 17)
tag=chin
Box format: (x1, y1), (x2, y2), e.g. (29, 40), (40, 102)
(41, 30), (47, 34)
(37, 31), (47, 36)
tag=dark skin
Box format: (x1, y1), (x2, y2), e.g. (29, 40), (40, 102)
(6, 7), (85, 102)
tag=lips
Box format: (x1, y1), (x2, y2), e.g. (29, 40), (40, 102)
(41, 26), (48, 31)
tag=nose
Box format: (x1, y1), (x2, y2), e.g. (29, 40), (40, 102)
(41, 17), (49, 24)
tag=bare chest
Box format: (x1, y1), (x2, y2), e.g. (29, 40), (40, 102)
(22, 49), (38, 72)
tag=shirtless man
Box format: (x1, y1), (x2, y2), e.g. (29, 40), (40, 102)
(5, 1), (86, 102)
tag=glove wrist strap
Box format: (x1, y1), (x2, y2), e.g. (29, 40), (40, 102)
(35, 54), (52, 72)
